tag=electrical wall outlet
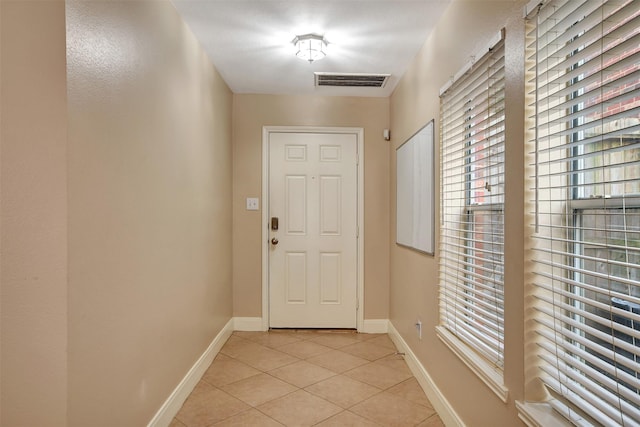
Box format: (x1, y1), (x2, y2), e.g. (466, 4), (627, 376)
(415, 320), (422, 339)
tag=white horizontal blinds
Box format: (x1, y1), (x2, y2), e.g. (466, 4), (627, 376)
(529, 0), (640, 425)
(440, 35), (506, 369)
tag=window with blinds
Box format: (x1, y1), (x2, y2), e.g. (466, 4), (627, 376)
(438, 29), (506, 394)
(526, 0), (640, 425)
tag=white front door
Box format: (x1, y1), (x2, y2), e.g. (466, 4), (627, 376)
(268, 131), (358, 328)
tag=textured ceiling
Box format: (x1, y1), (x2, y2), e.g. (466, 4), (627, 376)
(171, 0), (451, 97)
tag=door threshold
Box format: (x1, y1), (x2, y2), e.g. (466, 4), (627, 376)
(268, 328), (358, 334)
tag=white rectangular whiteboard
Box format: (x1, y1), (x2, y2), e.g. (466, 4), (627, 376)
(396, 120), (435, 255)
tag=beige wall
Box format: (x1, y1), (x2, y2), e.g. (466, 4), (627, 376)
(232, 95), (390, 320)
(1, 1), (233, 425)
(389, 0), (526, 425)
(65, 2), (233, 425)
(1, 4), (2, 421)
(1, 0), (534, 424)
(0, 2), (69, 425)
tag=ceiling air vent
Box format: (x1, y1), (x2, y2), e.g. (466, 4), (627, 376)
(314, 73), (390, 88)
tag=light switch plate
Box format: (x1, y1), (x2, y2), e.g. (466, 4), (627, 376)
(246, 197), (259, 211)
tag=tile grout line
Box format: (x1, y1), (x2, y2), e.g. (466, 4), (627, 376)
(174, 332), (443, 427)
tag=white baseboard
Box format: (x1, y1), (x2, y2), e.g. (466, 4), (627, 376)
(147, 318), (234, 427)
(360, 319), (389, 334)
(233, 317), (265, 331)
(388, 322), (465, 427)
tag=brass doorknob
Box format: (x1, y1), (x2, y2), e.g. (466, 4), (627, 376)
(271, 238), (279, 245)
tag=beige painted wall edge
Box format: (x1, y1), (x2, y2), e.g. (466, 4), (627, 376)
(1, 0), (535, 425)
(1, 1), (234, 425)
(1, 2), (69, 425)
(66, 2), (234, 425)
(232, 94), (391, 321)
(389, 0), (527, 425)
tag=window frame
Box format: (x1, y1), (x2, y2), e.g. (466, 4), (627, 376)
(520, 0), (640, 424)
(437, 28), (509, 402)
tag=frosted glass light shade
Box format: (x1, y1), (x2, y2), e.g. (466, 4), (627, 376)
(293, 34), (327, 63)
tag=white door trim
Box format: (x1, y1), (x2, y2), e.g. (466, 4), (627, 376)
(262, 126), (365, 332)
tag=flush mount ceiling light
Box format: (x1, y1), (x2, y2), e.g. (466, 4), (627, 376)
(292, 34), (327, 63)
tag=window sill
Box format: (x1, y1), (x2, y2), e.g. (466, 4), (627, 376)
(435, 326), (509, 402)
(516, 401), (572, 427)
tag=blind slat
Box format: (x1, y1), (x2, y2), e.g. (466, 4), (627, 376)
(536, 333), (640, 394)
(440, 33), (506, 372)
(528, 1), (640, 424)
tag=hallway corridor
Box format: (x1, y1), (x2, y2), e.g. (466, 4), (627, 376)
(171, 330), (444, 426)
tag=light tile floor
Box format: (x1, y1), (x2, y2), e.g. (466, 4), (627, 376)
(171, 330), (445, 427)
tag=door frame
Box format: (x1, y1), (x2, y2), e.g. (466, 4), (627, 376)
(261, 126), (365, 331)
